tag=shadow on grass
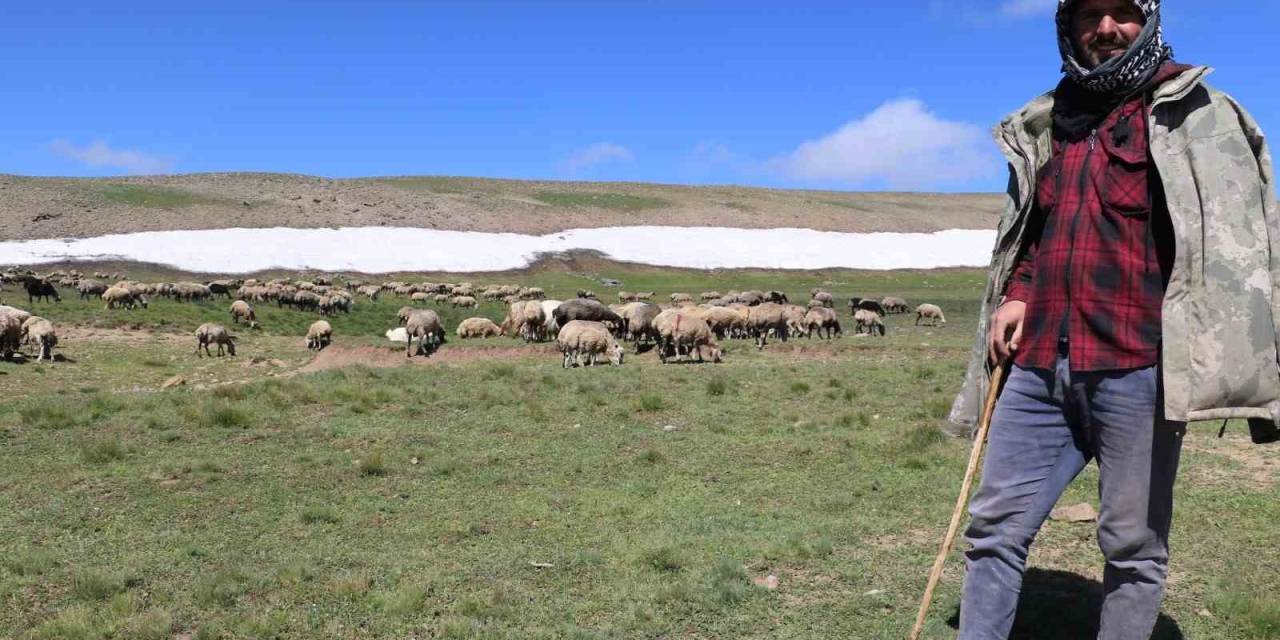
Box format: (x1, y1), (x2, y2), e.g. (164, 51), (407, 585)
(946, 568), (1184, 639)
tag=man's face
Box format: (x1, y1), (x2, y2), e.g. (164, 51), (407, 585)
(1071, 0), (1146, 69)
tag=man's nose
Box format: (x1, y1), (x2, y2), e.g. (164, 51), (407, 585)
(1096, 14), (1120, 39)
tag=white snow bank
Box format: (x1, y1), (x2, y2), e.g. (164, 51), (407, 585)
(0, 226), (996, 273)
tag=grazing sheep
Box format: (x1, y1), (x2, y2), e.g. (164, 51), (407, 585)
(552, 299), (624, 333)
(0, 312), (22, 360)
(357, 285), (381, 300)
(540, 300), (563, 335)
(765, 290), (789, 305)
(404, 309), (446, 357)
(411, 292), (430, 303)
(195, 323), (237, 357)
(102, 286), (148, 310)
(851, 298), (887, 316)
(451, 295), (479, 309)
(700, 291), (723, 302)
(804, 307), (842, 339)
(77, 280), (108, 300)
(457, 317), (503, 339)
(670, 293), (694, 305)
(747, 302), (789, 349)
(26, 319), (57, 360)
(576, 289), (597, 300)
(635, 291), (655, 301)
(617, 291), (638, 303)
(556, 320), (624, 368)
(21, 276), (60, 304)
(703, 306), (749, 340)
(812, 291), (835, 308)
(654, 309), (723, 364)
(229, 300), (258, 327)
(306, 320), (332, 351)
(881, 296), (909, 314)
(915, 303), (947, 327)
(782, 304), (809, 338)
(854, 309), (887, 337)
(520, 300), (547, 342)
(623, 303), (661, 350)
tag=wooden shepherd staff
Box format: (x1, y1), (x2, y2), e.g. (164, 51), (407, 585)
(908, 361), (1008, 640)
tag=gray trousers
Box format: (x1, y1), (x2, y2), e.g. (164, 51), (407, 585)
(958, 354), (1185, 640)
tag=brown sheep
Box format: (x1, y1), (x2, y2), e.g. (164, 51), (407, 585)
(195, 323), (236, 357)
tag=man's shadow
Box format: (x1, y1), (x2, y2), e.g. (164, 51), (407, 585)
(946, 568), (1184, 639)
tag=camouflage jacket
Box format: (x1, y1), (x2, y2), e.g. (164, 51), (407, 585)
(948, 66), (1280, 444)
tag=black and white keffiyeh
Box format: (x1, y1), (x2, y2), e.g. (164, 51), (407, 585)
(1056, 0), (1173, 96)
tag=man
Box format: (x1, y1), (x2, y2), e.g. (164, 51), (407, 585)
(946, 0), (1280, 638)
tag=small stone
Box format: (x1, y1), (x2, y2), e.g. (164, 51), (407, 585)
(753, 574), (779, 590)
(1196, 608), (1214, 618)
(662, 424), (679, 432)
(1050, 502), (1098, 523)
(162, 375), (186, 388)
(410, 457), (420, 465)
(864, 589), (885, 596)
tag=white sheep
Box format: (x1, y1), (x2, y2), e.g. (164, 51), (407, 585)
(25, 318), (58, 361)
(405, 309), (445, 357)
(306, 320), (333, 351)
(229, 300), (258, 327)
(456, 317), (503, 338)
(195, 322), (237, 357)
(915, 303), (947, 327)
(556, 320), (624, 368)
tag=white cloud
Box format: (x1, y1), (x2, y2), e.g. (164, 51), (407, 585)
(771, 99), (995, 189)
(558, 142), (635, 176)
(681, 140), (740, 177)
(999, 0), (1055, 18)
(48, 139), (174, 175)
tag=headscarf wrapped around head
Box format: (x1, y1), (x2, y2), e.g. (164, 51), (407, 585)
(1056, 0), (1173, 96)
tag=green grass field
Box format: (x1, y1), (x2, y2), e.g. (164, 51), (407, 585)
(0, 261), (1275, 639)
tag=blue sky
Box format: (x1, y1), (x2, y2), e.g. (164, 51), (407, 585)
(2, 1), (1275, 192)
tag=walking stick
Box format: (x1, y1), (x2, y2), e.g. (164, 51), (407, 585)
(908, 360), (1008, 640)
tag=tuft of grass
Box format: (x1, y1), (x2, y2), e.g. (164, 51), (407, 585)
(633, 394), (667, 413)
(71, 568), (137, 600)
(640, 546), (686, 573)
(191, 400), (254, 430)
(121, 609), (173, 640)
(193, 569), (250, 608)
(533, 191), (670, 211)
(707, 558), (752, 605)
(79, 438), (127, 464)
(637, 448), (665, 465)
(4, 547), (58, 576)
(19, 399), (81, 430)
(378, 582), (429, 617)
(706, 377), (729, 397)
(789, 381), (811, 395)
(300, 505), (340, 525)
(29, 605), (101, 640)
(358, 451), (388, 476)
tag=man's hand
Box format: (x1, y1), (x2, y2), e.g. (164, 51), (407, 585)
(988, 300), (1027, 365)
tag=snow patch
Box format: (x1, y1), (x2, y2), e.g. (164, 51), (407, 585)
(0, 226), (996, 273)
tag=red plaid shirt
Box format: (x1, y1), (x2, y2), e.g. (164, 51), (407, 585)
(1003, 67), (1183, 372)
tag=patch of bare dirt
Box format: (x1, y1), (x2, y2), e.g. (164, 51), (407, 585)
(1182, 437), (1277, 489)
(297, 344), (553, 373)
(0, 173), (1002, 240)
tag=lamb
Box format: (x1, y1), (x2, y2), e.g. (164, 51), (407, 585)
(747, 302), (789, 349)
(556, 320), (624, 368)
(915, 303), (947, 327)
(804, 307), (842, 339)
(881, 296), (909, 314)
(456, 317), (503, 339)
(404, 309), (446, 357)
(854, 309), (887, 336)
(654, 309), (723, 364)
(306, 320), (332, 351)
(102, 286), (148, 310)
(229, 300), (258, 327)
(195, 322), (237, 357)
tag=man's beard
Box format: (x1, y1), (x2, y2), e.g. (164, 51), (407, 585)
(1082, 40), (1132, 68)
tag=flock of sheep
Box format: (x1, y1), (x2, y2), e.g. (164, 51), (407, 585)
(0, 268), (947, 368)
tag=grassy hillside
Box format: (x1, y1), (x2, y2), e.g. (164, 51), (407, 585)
(0, 260), (1275, 639)
(0, 173), (1003, 241)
